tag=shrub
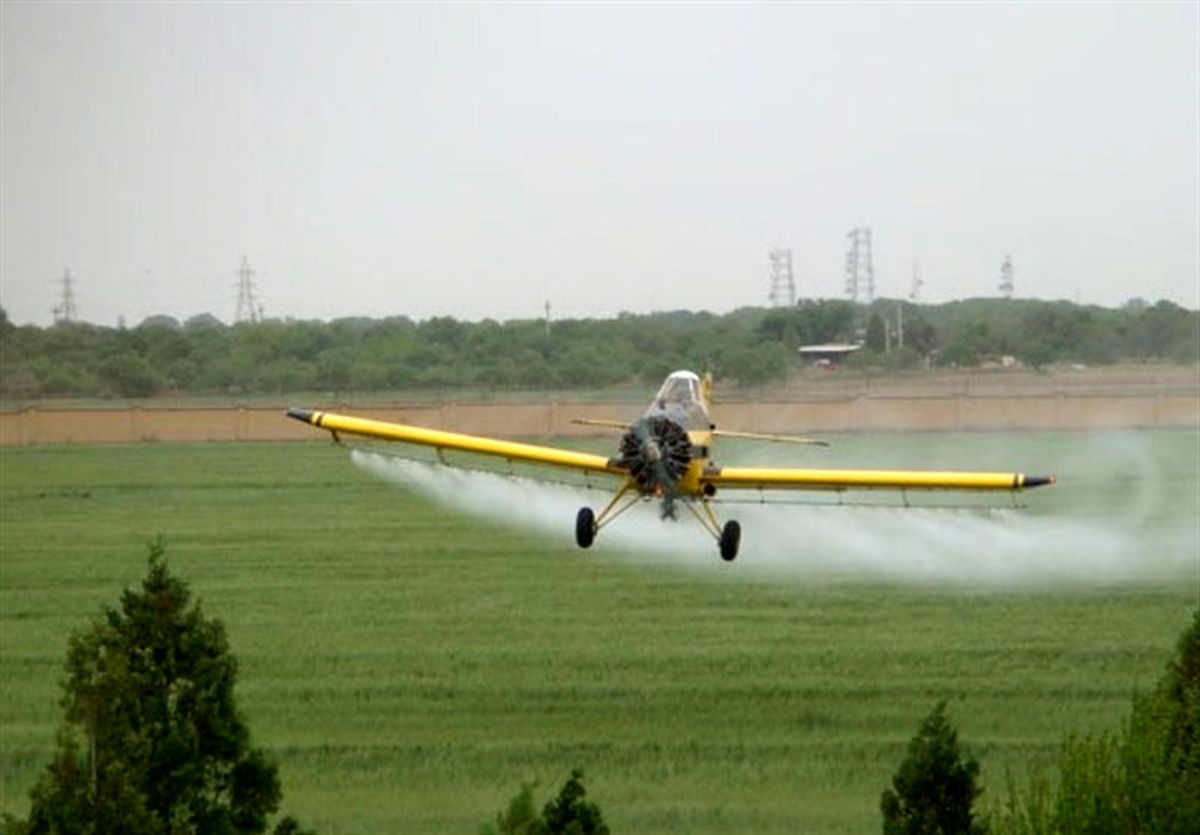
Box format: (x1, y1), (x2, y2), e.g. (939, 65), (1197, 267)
(483, 769), (609, 835)
(881, 700), (987, 835)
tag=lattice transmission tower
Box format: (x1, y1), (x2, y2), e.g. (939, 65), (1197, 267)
(234, 256), (261, 324)
(999, 254), (1014, 299)
(845, 227), (874, 304)
(767, 248), (796, 307)
(52, 268), (79, 324)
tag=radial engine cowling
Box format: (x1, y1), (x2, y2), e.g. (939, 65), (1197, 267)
(615, 417), (692, 491)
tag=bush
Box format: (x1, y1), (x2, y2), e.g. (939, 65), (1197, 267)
(993, 608), (1199, 835)
(99, 352), (164, 398)
(482, 769), (609, 835)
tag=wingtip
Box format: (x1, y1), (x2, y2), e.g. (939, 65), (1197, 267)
(1024, 474), (1057, 488)
(286, 407), (315, 424)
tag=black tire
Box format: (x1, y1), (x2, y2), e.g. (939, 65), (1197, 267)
(719, 520), (741, 562)
(575, 507), (596, 549)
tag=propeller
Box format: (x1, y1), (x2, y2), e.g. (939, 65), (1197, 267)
(612, 417), (692, 518)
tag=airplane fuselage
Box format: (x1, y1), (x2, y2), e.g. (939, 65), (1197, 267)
(608, 371), (717, 501)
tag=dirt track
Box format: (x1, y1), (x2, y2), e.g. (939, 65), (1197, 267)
(2, 367), (1196, 445)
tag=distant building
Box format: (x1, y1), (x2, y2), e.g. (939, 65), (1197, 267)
(798, 343), (862, 368)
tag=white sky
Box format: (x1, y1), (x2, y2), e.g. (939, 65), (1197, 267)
(2, 2), (1197, 327)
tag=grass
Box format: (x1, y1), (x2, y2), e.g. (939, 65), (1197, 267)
(0, 432), (1196, 833)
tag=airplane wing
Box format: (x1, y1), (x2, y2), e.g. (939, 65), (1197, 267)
(287, 408), (624, 477)
(702, 465), (1055, 492)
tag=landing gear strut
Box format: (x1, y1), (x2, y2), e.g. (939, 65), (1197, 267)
(576, 482), (742, 563)
(682, 499), (740, 562)
(574, 482), (642, 551)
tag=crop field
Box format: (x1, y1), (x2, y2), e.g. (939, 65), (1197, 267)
(1, 430), (1197, 832)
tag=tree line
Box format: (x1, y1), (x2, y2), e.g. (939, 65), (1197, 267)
(1, 297), (1195, 399)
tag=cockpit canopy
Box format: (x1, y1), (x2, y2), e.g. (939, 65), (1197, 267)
(647, 370), (710, 427)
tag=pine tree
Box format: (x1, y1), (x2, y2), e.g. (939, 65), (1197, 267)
(16, 539), (282, 833)
(541, 769), (608, 835)
(881, 700), (986, 835)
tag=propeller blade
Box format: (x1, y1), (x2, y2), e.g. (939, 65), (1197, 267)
(712, 429), (829, 447)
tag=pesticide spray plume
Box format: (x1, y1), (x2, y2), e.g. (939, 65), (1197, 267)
(351, 440), (1195, 590)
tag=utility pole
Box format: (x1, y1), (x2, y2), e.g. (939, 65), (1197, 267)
(544, 299), (551, 338)
(234, 256), (259, 324)
(52, 268), (79, 324)
(767, 248), (796, 307)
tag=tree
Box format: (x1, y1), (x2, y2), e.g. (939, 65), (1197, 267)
(0, 305), (15, 339)
(938, 322), (1001, 368)
(865, 313), (887, 354)
(541, 769), (609, 835)
(13, 539), (284, 834)
(98, 352), (164, 398)
(720, 342), (791, 386)
(482, 769), (609, 835)
(881, 700), (986, 835)
(756, 300), (857, 349)
(1054, 608), (1199, 834)
(482, 781), (541, 835)
(903, 314), (940, 358)
(993, 609), (1199, 835)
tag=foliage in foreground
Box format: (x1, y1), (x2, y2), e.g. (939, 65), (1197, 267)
(482, 769), (609, 835)
(4, 539), (309, 835)
(993, 609), (1199, 835)
(881, 700), (987, 835)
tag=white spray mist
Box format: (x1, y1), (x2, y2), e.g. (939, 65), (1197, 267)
(351, 443), (1195, 590)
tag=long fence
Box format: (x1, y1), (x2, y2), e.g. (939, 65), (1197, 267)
(2, 390), (1196, 446)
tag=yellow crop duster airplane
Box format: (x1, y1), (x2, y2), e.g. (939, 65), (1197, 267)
(287, 370), (1055, 561)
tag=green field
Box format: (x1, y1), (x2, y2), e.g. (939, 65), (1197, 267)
(1, 431), (1196, 832)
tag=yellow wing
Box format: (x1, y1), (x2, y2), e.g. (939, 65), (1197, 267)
(702, 465), (1055, 492)
(287, 408), (624, 477)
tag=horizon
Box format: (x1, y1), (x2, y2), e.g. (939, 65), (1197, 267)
(5, 292), (1196, 332)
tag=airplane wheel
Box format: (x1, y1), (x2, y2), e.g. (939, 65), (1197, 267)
(575, 507), (596, 549)
(719, 520), (741, 562)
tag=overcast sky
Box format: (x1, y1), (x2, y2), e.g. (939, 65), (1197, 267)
(2, 2), (1197, 327)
